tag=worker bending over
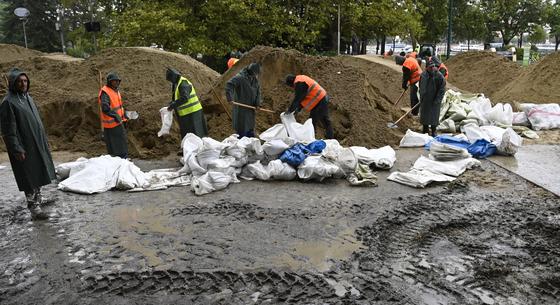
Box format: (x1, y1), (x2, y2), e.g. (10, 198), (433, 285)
(396, 54), (422, 116)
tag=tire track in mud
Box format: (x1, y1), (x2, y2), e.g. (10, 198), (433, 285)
(353, 189), (560, 305)
(80, 269), (342, 303)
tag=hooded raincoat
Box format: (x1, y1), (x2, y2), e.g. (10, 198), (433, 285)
(0, 68), (55, 194)
(225, 63), (261, 135)
(419, 67), (446, 126)
(166, 68), (208, 139)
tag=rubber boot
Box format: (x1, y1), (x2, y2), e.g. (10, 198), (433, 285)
(27, 202), (49, 220)
(35, 190), (56, 206)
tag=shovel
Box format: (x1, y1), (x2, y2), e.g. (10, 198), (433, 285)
(387, 102), (420, 129)
(393, 87), (408, 106)
(232, 101), (276, 113)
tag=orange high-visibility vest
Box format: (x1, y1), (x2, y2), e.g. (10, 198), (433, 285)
(294, 75), (327, 112)
(403, 57), (422, 85)
(98, 85), (126, 129)
(227, 58), (239, 69)
(438, 62), (449, 79)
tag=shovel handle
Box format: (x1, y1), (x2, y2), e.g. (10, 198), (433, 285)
(393, 102), (421, 126)
(393, 87), (408, 106)
(232, 101), (275, 113)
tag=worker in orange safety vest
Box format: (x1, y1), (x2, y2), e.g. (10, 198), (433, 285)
(396, 55), (422, 116)
(98, 72), (128, 158)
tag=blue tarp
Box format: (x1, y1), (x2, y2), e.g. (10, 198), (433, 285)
(427, 135), (496, 159)
(279, 140), (326, 166)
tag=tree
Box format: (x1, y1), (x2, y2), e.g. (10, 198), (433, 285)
(1, 0), (61, 52)
(528, 24), (546, 44)
(480, 0), (545, 47)
(546, 1), (560, 51)
(417, 0), (448, 43)
(453, 0), (487, 49)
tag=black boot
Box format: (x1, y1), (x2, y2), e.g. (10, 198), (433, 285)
(27, 202), (49, 220)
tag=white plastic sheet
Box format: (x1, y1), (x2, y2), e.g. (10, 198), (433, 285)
(399, 129), (433, 147)
(58, 156), (148, 194)
(157, 107), (174, 137)
(280, 112), (315, 143)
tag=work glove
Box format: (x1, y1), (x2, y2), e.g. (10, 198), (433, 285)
(167, 101), (175, 111)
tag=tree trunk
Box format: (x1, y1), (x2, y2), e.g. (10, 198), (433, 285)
(518, 33), (523, 48)
(375, 38), (380, 55)
(361, 39), (367, 54)
(556, 35), (559, 51)
(381, 36), (386, 55)
(468, 39), (470, 51)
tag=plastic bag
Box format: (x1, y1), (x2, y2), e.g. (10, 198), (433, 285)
(259, 124), (288, 141)
(157, 107), (174, 137)
(497, 128), (523, 156)
(280, 112), (315, 142)
(512, 112), (530, 126)
(522, 103), (560, 131)
(350, 146), (396, 169)
(486, 103), (513, 126)
(399, 129), (433, 147)
(279, 143), (311, 166)
(467, 139), (497, 159)
(480, 126), (506, 143)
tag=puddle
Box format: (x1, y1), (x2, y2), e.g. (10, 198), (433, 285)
(273, 227), (364, 272)
(112, 205), (179, 267)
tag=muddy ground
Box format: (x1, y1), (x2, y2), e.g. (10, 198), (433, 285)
(1, 148), (559, 305)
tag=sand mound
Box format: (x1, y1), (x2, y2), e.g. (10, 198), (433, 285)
(0, 47), (219, 158)
(492, 52), (560, 104)
(0, 44), (44, 64)
(200, 46), (412, 148)
(445, 51), (521, 98)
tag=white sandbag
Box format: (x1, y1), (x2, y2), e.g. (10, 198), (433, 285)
(180, 134), (204, 172)
(399, 129), (433, 147)
(480, 126), (506, 143)
(447, 102), (467, 121)
(335, 148), (358, 173)
(462, 123), (490, 143)
(350, 145), (396, 169)
(522, 103), (560, 131)
(186, 153), (206, 175)
(297, 156), (344, 181)
(259, 124), (288, 141)
(157, 107), (174, 137)
(267, 160), (297, 180)
(437, 118), (456, 133)
(246, 161), (271, 181)
(196, 149), (222, 169)
(485, 103), (513, 126)
(468, 98), (492, 126)
(237, 137), (264, 156)
(388, 169), (456, 188)
(512, 112), (530, 126)
(429, 142), (470, 161)
(191, 171), (234, 196)
(262, 139), (290, 156)
(202, 137), (228, 151)
(412, 155), (481, 177)
(497, 128), (523, 156)
(56, 157), (88, 180)
(322, 139), (344, 160)
(280, 112), (315, 143)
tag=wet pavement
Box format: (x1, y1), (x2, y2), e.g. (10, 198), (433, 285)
(490, 145), (560, 197)
(0, 149), (559, 304)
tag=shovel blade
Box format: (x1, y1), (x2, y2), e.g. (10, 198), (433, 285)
(387, 122), (398, 129)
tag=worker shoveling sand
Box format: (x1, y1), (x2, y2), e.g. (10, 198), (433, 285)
(201, 46), (413, 149)
(0, 46), (220, 158)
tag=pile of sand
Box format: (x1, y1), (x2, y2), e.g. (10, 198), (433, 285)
(492, 52), (560, 104)
(200, 46), (412, 148)
(0, 44), (43, 64)
(0, 47), (220, 158)
(445, 51), (521, 98)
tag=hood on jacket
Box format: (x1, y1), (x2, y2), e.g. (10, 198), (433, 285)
(166, 68), (181, 84)
(7, 68), (29, 93)
(247, 63), (260, 76)
(431, 56), (442, 67)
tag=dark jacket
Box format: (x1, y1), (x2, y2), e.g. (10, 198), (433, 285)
(419, 69), (446, 126)
(0, 68), (55, 193)
(166, 68), (193, 110)
(225, 63), (261, 133)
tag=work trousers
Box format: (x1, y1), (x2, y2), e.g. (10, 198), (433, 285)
(310, 98), (334, 139)
(410, 82), (420, 116)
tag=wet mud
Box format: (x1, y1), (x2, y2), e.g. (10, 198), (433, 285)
(0, 157), (559, 304)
